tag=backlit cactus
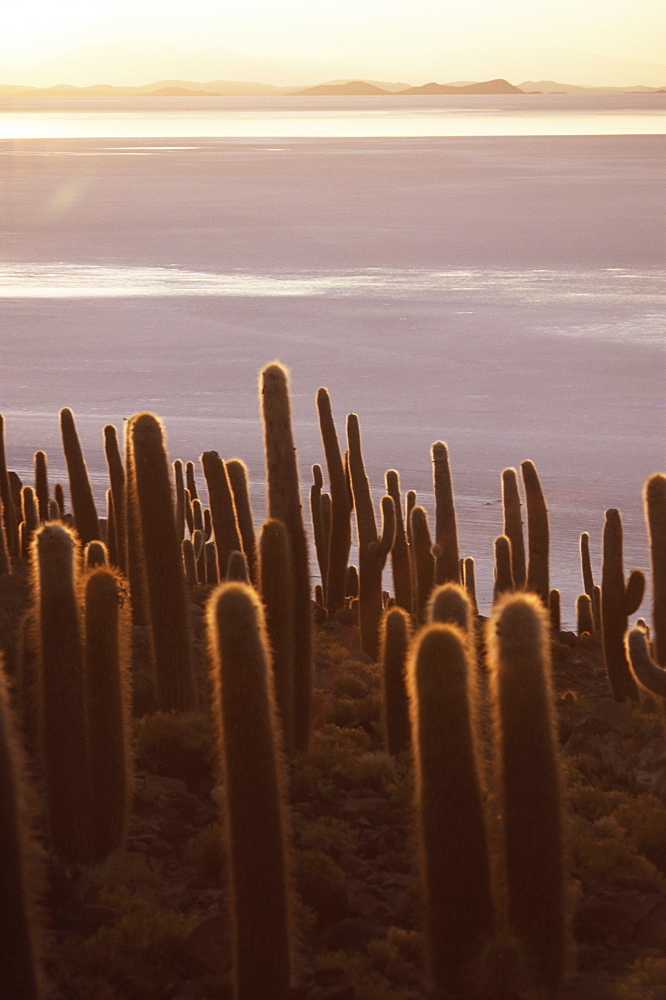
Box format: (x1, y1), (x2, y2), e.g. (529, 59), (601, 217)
(207, 582), (293, 1000)
(601, 508), (644, 702)
(501, 467), (526, 590)
(379, 607), (412, 756)
(316, 387), (352, 615)
(59, 407), (100, 545)
(520, 459), (549, 606)
(432, 441), (461, 585)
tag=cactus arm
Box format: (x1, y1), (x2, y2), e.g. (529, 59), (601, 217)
(626, 627), (666, 697)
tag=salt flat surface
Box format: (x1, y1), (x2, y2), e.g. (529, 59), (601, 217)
(1, 127), (664, 623)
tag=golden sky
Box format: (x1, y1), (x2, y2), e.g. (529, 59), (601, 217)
(2, 0), (665, 86)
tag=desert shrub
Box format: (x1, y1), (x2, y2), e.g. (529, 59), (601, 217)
(183, 823), (226, 881)
(615, 957), (666, 999)
(612, 795), (666, 871)
(298, 816), (360, 857)
(568, 783), (626, 821)
(80, 849), (163, 903)
(569, 814), (663, 892)
(294, 848), (346, 883)
(314, 950), (418, 1000)
(135, 711), (217, 790)
(333, 671), (370, 699)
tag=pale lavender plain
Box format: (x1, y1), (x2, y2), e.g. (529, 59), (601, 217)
(1, 97), (664, 623)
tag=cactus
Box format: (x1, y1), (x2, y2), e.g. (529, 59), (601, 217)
(427, 581), (473, 633)
(172, 459), (185, 540)
(520, 460), (549, 606)
(347, 412), (395, 659)
(33, 451), (49, 523)
(580, 531), (595, 599)
(261, 362), (312, 751)
(644, 473), (666, 666)
(84, 540), (108, 569)
(54, 483), (65, 518)
(432, 441), (461, 585)
(182, 537), (197, 586)
(310, 463), (327, 600)
(501, 467), (526, 590)
(259, 519), (295, 753)
(0, 661), (44, 999)
(0, 413), (18, 560)
(207, 582), (293, 1000)
(601, 508), (644, 702)
(32, 523), (91, 863)
(127, 413), (196, 712)
(486, 593), (567, 995)
(379, 607), (412, 756)
(20, 487), (39, 561)
(226, 458), (258, 585)
(493, 534), (514, 603)
(185, 460), (198, 501)
(200, 450), (242, 582)
(409, 622), (494, 997)
(205, 541), (218, 586)
(316, 387), (352, 615)
(83, 567), (133, 861)
(59, 408), (100, 545)
(226, 549), (249, 583)
(463, 556), (479, 616)
(626, 627), (666, 699)
(409, 505), (434, 623)
(576, 593), (594, 636)
(549, 588), (561, 633)
(0, 501), (9, 575)
(385, 469), (412, 614)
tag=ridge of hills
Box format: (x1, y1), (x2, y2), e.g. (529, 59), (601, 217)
(1, 76), (664, 98)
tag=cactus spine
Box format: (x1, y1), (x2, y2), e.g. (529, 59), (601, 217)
(601, 508), (643, 702)
(59, 408), (100, 545)
(207, 582), (293, 1000)
(409, 623), (494, 997)
(316, 387), (352, 615)
(432, 441), (461, 584)
(128, 413), (196, 712)
(428, 581), (473, 633)
(33, 523), (91, 863)
(83, 567), (132, 861)
(487, 593), (567, 994)
(379, 607), (412, 755)
(0, 662), (44, 999)
(520, 460), (549, 605)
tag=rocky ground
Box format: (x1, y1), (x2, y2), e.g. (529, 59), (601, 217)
(2, 575), (666, 1000)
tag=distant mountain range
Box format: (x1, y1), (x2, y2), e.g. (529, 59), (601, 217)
(3, 76), (664, 99)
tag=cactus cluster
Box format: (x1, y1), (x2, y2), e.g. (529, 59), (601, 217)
(0, 361), (661, 1000)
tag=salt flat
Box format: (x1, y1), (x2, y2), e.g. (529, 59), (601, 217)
(1, 128), (664, 620)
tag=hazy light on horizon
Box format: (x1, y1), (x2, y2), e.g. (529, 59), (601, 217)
(2, 0), (665, 87)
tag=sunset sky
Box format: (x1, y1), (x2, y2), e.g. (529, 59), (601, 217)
(1, 0), (665, 87)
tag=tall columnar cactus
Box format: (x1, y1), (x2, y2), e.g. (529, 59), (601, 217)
(432, 441), (461, 585)
(409, 505), (434, 624)
(207, 582), (293, 1000)
(487, 593), (567, 995)
(59, 407), (100, 545)
(626, 474), (666, 706)
(580, 531), (595, 599)
(576, 594), (594, 636)
(645, 473), (666, 666)
(83, 567), (133, 861)
(21, 487), (39, 561)
(379, 607), (412, 756)
(385, 469), (412, 614)
(0, 413), (18, 560)
(128, 413), (196, 712)
(462, 556), (478, 616)
(427, 582), (473, 633)
(408, 622), (494, 997)
(103, 425), (126, 571)
(261, 362), (312, 751)
(0, 501), (9, 575)
(33, 451), (49, 524)
(54, 483), (65, 519)
(185, 460), (199, 501)
(259, 519), (295, 753)
(520, 460), (549, 606)
(0, 662), (44, 1000)
(347, 412), (395, 659)
(601, 508), (644, 702)
(310, 464), (327, 600)
(172, 459), (185, 540)
(501, 467), (527, 590)
(226, 458), (258, 585)
(493, 534), (514, 603)
(200, 451), (242, 583)
(32, 523), (91, 863)
(549, 588), (562, 633)
(84, 540), (108, 569)
(316, 387), (352, 615)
